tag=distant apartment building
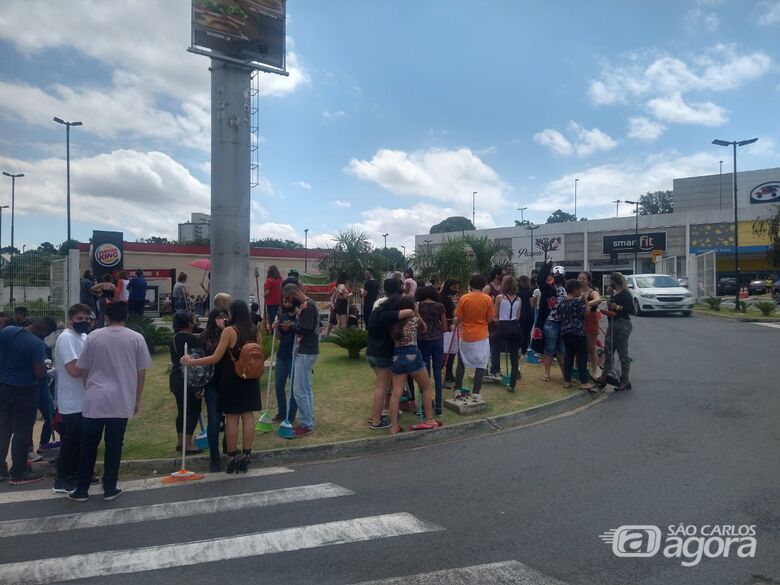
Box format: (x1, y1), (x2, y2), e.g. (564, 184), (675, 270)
(178, 213), (211, 243)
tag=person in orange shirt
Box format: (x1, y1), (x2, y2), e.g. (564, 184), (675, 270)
(451, 274), (495, 400)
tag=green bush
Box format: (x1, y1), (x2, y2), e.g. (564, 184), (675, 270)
(324, 328), (368, 360)
(127, 315), (173, 354)
(733, 300), (748, 313)
(703, 297), (723, 311)
(754, 301), (777, 317)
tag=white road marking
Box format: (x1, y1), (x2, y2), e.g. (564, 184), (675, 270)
(0, 466), (293, 505)
(753, 322), (780, 329)
(0, 513), (443, 585)
(0, 483), (352, 537)
(349, 560), (568, 584)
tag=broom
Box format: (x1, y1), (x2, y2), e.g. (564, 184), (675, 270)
(277, 342), (297, 439)
(256, 320), (278, 433)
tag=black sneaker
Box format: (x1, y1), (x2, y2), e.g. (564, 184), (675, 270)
(8, 472), (45, 486)
(52, 480), (77, 494)
(68, 490), (89, 503)
(209, 459), (222, 473)
(0, 467), (9, 481)
(90, 475), (101, 485)
(103, 488), (122, 501)
(368, 416), (391, 430)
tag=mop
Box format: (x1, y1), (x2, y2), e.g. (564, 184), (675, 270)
(277, 342), (297, 439)
(501, 339), (511, 386)
(256, 321), (278, 433)
(164, 342), (204, 483)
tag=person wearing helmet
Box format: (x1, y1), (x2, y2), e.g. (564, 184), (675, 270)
(533, 261), (567, 382)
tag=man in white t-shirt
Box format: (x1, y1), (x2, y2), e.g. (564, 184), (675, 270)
(403, 268), (417, 298)
(52, 304), (92, 494)
(68, 301), (152, 503)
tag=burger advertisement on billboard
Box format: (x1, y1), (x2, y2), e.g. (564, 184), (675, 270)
(192, 0), (286, 70)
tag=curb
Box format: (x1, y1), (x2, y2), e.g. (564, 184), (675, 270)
(692, 309), (779, 323)
(104, 389), (601, 477)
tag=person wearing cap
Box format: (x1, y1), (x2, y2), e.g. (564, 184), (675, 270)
(282, 269), (300, 289)
(534, 261), (567, 382)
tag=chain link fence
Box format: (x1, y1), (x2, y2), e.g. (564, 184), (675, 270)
(695, 251), (717, 300)
(1, 251), (67, 321)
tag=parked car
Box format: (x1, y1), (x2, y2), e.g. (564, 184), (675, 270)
(717, 277), (737, 296)
(748, 279), (767, 295)
(774, 279), (780, 304)
(626, 274), (694, 316)
(677, 276), (689, 289)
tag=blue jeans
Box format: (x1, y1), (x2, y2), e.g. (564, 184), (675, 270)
(77, 417), (128, 494)
(267, 305), (279, 324)
(418, 337), (444, 410)
(38, 379), (53, 446)
(292, 353), (318, 429)
(543, 320), (565, 356)
(204, 384), (222, 461)
(274, 356), (298, 421)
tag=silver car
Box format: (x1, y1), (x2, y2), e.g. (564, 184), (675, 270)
(626, 274), (695, 316)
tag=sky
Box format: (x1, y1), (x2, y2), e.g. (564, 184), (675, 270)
(0, 0), (779, 252)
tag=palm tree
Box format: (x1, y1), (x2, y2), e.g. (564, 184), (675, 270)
(434, 236), (476, 286)
(462, 235), (512, 277)
(318, 228), (374, 286)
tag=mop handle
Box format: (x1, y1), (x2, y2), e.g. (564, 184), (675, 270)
(264, 319), (278, 408)
(286, 341), (298, 423)
(442, 323), (459, 371)
(181, 342), (188, 472)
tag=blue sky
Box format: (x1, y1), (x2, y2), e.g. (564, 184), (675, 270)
(0, 0), (779, 251)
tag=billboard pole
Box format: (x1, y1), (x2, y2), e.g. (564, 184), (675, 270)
(210, 60), (251, 304)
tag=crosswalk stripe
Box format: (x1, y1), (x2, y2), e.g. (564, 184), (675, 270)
(0, 466), (294, 505)
(0, 512), (443, 585)
(753, 322), (780, 329)
(349, 560), (568, 585)
(0, 483), (352, 538)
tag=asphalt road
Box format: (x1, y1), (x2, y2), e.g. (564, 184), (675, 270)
(0, 314), (777, 585)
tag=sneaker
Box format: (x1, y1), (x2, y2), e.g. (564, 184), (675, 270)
(293, 426), (313, 437)
(68, 491), (89, 503)
(41, 441), (61, 450)
(271, 414), (285, 423)
(90, 475), (101, 485)
(237, 456), (250, 473)
(470, 393), (486, 404)
(9, 472), (45, 486)
(52, 479), (76, 494)
(27, 451), (43, 463)
(0, 466), (9, 481)
(103, 488), (122, 501)
(368, 416), (391, 430)
(209, 459), (222, 473)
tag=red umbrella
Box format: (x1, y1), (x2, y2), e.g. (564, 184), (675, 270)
(190, 258), (211, 270)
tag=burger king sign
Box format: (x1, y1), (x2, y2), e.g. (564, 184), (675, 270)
(95, 243), (122, 268)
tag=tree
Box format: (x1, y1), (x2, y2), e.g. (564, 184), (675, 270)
(142, 236), (176, 244)
(370, 247), (405, 273)
(638, 190), (673, 215)
(514, 219), (530, 227)
(546, 209), (577, 224)
(57, 239), (79, 255)
(1, 246), (20, 255)
(434, 237), (476, 286)
(250, 237), (304, 249)
(754, 204), (780, 267)
(463, 235), (512, 277)
(430, 216), (476, 234)
(37, 242), (58, 255)
(318, 228), (374, 286)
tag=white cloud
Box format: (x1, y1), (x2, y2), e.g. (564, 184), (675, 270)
(0, 149), (208, 238)
(322, 110), (347, 120)
(627, 117), (666, 142)
(533, 129), (573, 156)
(755, 1), (780, 25)
(294, 181), (312, 190)
(345, 147), (510, 212)
(647, 93), (727, 126)
(686, 0), (721, 32)
(587, 45), (771, 109)
(534, 123), (616, 157)
(251, 222), (334, 249)
(330, 200), (351, 208)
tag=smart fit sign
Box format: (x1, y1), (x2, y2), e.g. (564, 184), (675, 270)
(602, 232), (667, 255)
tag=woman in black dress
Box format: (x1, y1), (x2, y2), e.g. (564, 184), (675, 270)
(182, 300), (260, 473)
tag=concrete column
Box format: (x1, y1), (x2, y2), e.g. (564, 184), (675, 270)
(583, 220), (589, 272)
(210, 60), (252, 303)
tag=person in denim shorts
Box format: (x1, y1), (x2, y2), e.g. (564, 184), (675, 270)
(388, 296), (441, 434)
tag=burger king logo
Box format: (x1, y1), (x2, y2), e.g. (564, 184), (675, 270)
(95, 243), (121, 268)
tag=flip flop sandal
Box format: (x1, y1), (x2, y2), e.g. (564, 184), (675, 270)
(542, 375), (551, 382)
(390, 427), (405, 435)
(410, 422), (439, 431)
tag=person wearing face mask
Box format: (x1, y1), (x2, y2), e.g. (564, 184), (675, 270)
(52, 304), (93, 494)
(0, 316), (58, 485)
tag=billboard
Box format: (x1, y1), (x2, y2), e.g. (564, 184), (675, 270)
(515, 235), (565, 263)
(191, 0), (286, 71)
(91, 231), (124, 282)
(602, 232), (666, 255)
(749, 181), (780, 205)
(689, 222), (770, 254)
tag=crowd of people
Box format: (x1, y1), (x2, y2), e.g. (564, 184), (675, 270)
(0, 259), (634, 498)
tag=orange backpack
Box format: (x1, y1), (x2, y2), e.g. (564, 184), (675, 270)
(230, 329), (265, 380)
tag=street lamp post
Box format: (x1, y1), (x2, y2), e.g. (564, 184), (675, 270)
(516, 206), (527, 224)
(401, 245), (406, 268)
(3, 171), (23, 306)
(574, 178), (579, 220)
(382, 233), (388, 249)
(713, 138), (758, 297)
(304, 228), (309, 274)
(53, 117), (82, 243)
(719, 160), (723, 210)
(624, 200), (640, 274)
(472, 191), (477, 227)
(525, 224), (538, 272)
(611, 199), (621, 218)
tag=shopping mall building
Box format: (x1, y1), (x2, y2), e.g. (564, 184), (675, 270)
(414, 167), (779, 295)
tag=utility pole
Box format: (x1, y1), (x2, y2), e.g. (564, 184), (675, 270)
(382, 233), (388, 249)
(719, 160), (723, 210)
(624, 200), (640, 274)
(574, 178), (579, 220)
(516, 207), (527, 224)
(53, 117), (82, 243)
(611, 199), (621, 218)
(304, 228), (309, 274)
(2, 172), (23, 306)
(472, 191), (477, 227)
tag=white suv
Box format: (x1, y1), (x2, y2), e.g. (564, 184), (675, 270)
(626, 274), (694, 317)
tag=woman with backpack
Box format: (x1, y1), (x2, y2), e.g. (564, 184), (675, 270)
(200, 307), (229, 471)
(182, 300), (261, 473)
(169, 311), (203, 455)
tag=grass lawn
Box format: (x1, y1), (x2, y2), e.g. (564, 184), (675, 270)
(694, 304), (780, 321)
(122, 344), (575, 460)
